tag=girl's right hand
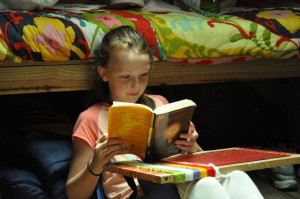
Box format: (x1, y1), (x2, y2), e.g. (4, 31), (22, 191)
(89, 134), (123, 174)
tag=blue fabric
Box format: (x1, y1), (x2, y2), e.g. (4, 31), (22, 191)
(25, 139), (72, 199)
(0, 139), (104, 199)
(0, 168), (50, 199)
(96, 181), (106, 199)
(26, 139), (72, 179)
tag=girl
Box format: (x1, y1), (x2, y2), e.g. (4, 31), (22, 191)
(66, 26), (264, 199)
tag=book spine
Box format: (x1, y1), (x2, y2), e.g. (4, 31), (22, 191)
(146, 113), (155, 162)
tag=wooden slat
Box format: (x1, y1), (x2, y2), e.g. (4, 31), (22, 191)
(0, 62), (94, 94)
(150, 59), (300, 85)
(0, 59), (300, 95)
(219, 153), (300, 174)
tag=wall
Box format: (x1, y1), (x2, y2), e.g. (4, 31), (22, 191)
(149, 79), (300, 151)
(1, 79), (299, 167)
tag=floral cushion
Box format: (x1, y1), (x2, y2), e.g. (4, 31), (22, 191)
(0, 0), (59, 11)
(229, 9), (300, 38)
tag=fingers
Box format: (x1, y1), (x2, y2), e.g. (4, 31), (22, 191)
(175, 122), (199, 152)
(99, 143), (123, 157)
(189, 122), (196, 134)
(175, 138), (195, 148)
(97, 133), (107, 143)
(179, 129), (198, 140)
(175, 137), (198, 153)
(94, 135), (123, 164)
(176, 144), (192, 152)
(96, 134), (122, 150)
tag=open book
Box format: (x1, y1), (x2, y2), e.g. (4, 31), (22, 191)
(108, 99), (197, 161)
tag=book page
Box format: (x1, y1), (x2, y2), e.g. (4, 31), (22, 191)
(108, 105), (154, 160)
(112, 101), (153, 112)
(154, 99), (196, 115)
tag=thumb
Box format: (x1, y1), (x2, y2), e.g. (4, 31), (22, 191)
(97, 133), (108, 143)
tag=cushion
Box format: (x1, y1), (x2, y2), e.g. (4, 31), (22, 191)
(0, 168), (50, 199)
(236, 0), (300, 8)
(0, 0), (59, 11)
(26, 139), (72, 180)
(25, 139), (72, 199)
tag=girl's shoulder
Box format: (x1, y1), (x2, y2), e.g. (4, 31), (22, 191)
(78, 103), (110, 120)
(147, 94), (169, 106)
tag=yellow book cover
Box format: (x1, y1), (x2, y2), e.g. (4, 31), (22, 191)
(108, 99), (197, 161)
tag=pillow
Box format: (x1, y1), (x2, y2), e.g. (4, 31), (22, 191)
(109, 0), (145, 9)
(25, 139), (72, 199)
(25, 139), (72, 180)
(0, 168), (50, 199)
(0, 0), (59, 11)
(141, 0), (183, 13)
(180, 0), (224, 15)
(236, 0), (300, 8)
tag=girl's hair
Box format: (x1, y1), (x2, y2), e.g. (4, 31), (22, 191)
(86, 26), (155, 109)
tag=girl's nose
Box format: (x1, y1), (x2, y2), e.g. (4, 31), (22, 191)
(130, 77), (139, 88)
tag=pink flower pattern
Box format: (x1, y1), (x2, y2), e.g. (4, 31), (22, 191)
(267, 10), (291, 19)
(93, 15), (122, 28)
(32, 24), (66, 55)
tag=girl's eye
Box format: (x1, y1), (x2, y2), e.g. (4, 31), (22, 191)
(121, 75), (131, 79)
(140, 72), (149, 77)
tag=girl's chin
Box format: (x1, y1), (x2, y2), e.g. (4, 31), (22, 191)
(115, 97), (136, 103)
(128, 98), (139, 103)
(127, 96), (141, 103)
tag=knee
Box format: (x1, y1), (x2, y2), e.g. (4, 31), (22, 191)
(184, 177), (227, 198)
(229, 170), (250, 179)
(197, 176), (221, 188)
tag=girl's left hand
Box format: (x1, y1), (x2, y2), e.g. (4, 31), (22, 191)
(174, 122), (202, 153)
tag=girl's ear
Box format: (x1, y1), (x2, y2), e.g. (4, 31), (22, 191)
(97, 66), (108, 82)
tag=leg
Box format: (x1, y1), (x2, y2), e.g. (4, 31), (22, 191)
(138, 179), (180, 199)
(218, 170), (264, 199)
(177, 177), (231, 199)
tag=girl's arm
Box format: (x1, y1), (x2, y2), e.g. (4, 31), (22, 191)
(66, 139), (99, 199)
(66, 136), (122, 199)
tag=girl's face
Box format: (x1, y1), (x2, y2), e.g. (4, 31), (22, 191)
(98, 48), (150, 103)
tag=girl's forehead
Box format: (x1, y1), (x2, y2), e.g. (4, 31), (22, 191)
(110, 48), (139, 58)
(107, 49), (150, 70)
